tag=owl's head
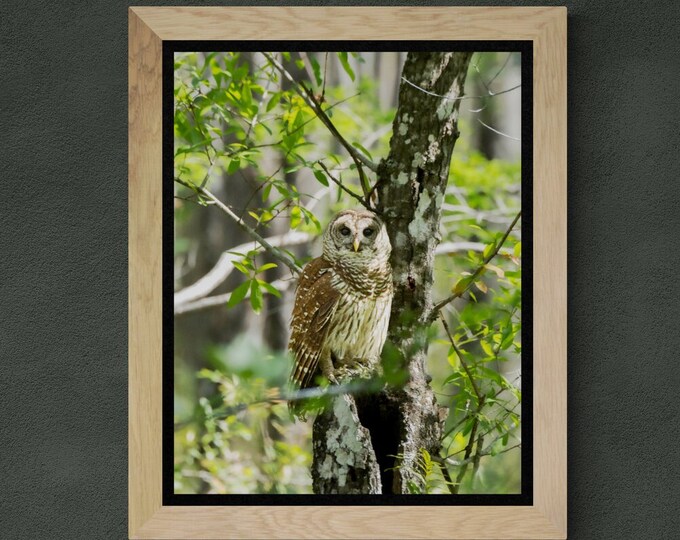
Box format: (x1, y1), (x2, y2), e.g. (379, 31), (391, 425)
(322, 209), (391, 264)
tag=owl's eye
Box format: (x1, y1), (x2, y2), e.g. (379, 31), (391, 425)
(363, 228), (374, 237)
(340, 226), (351, 236)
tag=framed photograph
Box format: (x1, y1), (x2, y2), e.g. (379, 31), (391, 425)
(129, 7), (566, 539)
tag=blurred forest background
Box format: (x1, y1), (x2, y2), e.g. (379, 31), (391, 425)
(173, 51), (523, 495)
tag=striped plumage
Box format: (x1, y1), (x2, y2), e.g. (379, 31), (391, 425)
(288, 209), (393, 399)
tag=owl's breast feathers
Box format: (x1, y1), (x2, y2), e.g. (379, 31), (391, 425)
(288, 256), (393, 389)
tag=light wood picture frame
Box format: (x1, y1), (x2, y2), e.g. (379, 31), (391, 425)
(129, 6), (566, 539)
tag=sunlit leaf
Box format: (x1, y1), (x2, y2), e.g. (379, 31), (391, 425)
(481, 340), (495, 357)
(257, 263), (278, 273)
(337, 52), (355, 81)
(250, 280), (263, 313)
(226, 280), (251, 307)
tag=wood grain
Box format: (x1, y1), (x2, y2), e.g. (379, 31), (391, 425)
(128, 9), (163, 537)
(128, 6), (567, 539)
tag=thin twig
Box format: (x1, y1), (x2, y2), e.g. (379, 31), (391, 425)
(401, 76), (521, 101)
(439, 311), (487, 494)
(175, 177), (301, 275)
(201, 378), (384, 421)
(440, 313), (482, 403)
(451, 399), (484, 495)
(487, 53), (513, 87)
(317, 161), (370, 209)
(431, 210), (521, 316)
(443, 443), (522, 468)
(432, 457), (457, 495)
(262, 53), (378, 201)
(477, 118), (520, 141)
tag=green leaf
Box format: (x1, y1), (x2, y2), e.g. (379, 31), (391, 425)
(174, 139), (213, 157)
(227, 158), (241, 175)
(483, 240), (497, 260)
(250, 280), (263, 313)
(453, 275), (473, 295)
(232, 261), (250, 275)
(227, 280), (250, 308)
(258, 280), (282, 298)
(310, 56), (323, 86)
(266, 93), (281, 112)
(261, 181), (272, 202)
(290, 206), (302, 229)
(300, 207), (322, 232)
(241, 83), (253, 108)
(500, 331), (515, 351)
(313, 169), (329, 186)
(481, 340), (495, 357)
(478, 366), (503, 385)
(351, 142), (373, 161)
(337, 52), (355, 81)
(257, 263), (278, 273)
(514, 241), (521, 258)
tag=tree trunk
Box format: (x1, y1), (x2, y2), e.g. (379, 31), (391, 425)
(312, 51), (472, 494)
(311, 394), (382, 494)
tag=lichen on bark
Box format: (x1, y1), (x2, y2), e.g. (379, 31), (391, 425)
(311, 394), (381, 494)
(312, 51), (473, 494)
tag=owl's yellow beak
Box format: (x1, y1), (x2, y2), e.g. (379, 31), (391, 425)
(353, 237), (361, 252)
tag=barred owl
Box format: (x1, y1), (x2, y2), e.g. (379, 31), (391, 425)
(288, 209), (393, 396)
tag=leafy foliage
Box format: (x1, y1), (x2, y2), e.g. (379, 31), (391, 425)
(174, 51), (523, 495)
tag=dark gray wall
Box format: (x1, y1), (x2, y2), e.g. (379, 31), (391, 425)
(1, 1), (678, 538)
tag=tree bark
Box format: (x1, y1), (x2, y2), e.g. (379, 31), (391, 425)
(311, 394), (382, 494)
(312, 52), (472, 494)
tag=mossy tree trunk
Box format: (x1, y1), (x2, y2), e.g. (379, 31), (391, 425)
(312, 52), (472, 494)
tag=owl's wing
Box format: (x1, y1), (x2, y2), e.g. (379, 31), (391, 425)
(288, 257), (340, 389)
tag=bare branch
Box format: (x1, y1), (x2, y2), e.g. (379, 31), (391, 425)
(174, 231), (310, 308)
(174, 277), (293, 316)
(172, 232), (484, 315)
(175, 177), (302, 275)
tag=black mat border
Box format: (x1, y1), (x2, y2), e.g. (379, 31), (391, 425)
(162, 40), (533, 507)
